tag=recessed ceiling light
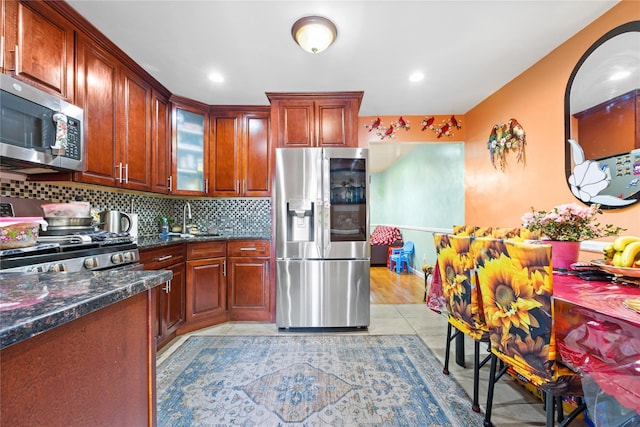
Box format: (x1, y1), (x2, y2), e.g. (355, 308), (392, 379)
(609, 70), (630, 81)
(409, 72), (424, 82)
(208, 72), (224, 83)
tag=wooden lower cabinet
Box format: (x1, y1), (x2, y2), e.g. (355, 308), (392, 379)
(183, 241), (227, 331)
(227, 240), (271, 321)
(140, 239), (273, 340)
(1, 291), (157, 426)
(140, 243), (185, 349)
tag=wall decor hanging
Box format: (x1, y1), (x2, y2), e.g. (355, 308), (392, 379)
(487, 118), (526, 171)
(365, 117), (410, 140)
(421, 115), (461, 138)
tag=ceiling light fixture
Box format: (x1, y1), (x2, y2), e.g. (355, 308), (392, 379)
(292, 16), (337, 54)
(409, 72), (425, 82)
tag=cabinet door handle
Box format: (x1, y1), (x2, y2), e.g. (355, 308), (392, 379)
(167, 176), (173, 192)
(7, 44), (16, 71)
(236, 180), (240, 193)
(239, 247), (257, 251)
(156, 255), (173, 262)
(223, 260), (226, 277)
(116, 162), (123, 183)
(124, 163), (129, 183)
(205, 179), (209, 194)
(163, 280), (171, 293)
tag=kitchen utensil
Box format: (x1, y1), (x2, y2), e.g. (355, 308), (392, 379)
(98, 210), (132, 233)
(44, 217), (93, 227)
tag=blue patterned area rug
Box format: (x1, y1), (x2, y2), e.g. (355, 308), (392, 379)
(157, 335), (484, 426)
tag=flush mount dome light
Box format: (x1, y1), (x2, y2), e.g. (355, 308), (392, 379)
(292, 16), (337, 54)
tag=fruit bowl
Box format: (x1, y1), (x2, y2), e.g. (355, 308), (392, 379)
(590, 259), (640, 278)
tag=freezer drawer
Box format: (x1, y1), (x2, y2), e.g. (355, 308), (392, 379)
(276, 259), (370, 328)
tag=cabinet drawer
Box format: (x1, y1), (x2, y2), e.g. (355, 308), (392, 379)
(227, 240), (271, 257)
(140, 243), (185, 269)
(187, 241), (226, 259)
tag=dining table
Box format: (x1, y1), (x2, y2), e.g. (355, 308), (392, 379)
(553, 272), (640, 421)
(425, 256), (640, 422)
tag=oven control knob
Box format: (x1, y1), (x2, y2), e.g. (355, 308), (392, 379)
(111, 253), (124, 264)
(49, 263), (67, 272)
(123, 251), (134, 262)
(27, 265), (48, 273)
(84, 257), (99, 269)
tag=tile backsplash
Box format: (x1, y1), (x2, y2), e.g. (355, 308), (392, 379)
(1, 179), (271, 236)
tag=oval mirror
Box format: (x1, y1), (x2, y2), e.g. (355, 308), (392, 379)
(564, 21), (640, 209)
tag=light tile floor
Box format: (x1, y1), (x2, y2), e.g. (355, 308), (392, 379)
(157, 304), (589, 426)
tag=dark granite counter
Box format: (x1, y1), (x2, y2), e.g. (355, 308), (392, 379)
(0, 269), (171, 349)
(136, 233), (271, 250)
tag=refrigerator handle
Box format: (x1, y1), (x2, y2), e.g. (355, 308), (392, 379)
(321, 152), (331, 254)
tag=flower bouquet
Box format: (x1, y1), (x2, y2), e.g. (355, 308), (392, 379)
(521, 203), (624, 242)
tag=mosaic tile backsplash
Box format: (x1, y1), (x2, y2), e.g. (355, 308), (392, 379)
(1, 179), (271, 237)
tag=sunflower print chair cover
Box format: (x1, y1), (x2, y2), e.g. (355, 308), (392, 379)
(434, 233), (489, 340)
(471, 237), (582, 394)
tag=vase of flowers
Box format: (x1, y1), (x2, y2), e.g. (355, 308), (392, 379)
(521, 203), (625, 270)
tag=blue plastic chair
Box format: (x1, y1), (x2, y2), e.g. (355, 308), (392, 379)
(389, 241), (414, 273)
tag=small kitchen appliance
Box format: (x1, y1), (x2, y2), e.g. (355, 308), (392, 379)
(98, 210), (132, 233)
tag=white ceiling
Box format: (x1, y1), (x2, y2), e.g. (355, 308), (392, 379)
(65, 0), (620, 117)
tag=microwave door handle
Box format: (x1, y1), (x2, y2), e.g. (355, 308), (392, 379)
(51, 113), (68, 156)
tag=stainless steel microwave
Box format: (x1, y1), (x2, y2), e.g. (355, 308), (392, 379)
(0, 74), (84, 174)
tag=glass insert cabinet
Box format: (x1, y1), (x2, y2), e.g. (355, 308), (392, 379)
(173, 107), (206, 193)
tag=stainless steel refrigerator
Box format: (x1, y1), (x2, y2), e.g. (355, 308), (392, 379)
(275, 147), (370, 328)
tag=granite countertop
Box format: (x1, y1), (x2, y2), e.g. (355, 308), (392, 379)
(136, 233), (271, 250)
(0, 269), (171, 350)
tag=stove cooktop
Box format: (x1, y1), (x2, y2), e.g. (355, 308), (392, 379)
(0, 233), (138, 273)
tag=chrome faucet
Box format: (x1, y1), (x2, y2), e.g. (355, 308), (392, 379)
(182, 202), (192, 234)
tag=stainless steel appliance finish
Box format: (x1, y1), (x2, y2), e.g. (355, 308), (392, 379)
(0, 234), (139, 274)
(275, 147), (370, 328)
(0, 198), (139, 274)
(99, 210), (132, 233)
(0, 74), (84, 173)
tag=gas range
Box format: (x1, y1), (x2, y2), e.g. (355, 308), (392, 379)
(0, 231), (140, 274)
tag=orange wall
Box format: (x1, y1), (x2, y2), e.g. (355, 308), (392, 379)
(464, 1), (639, 243)
(357, 1), (639, 260)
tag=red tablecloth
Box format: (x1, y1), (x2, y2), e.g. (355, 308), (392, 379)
(553, 273), (640, 414)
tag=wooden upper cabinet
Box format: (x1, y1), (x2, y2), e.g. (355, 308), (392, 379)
(151, 89), (172, 194)
(210, 110), (240, 195)
(210, 107), (271, 197)
(118, 68), (152, 191)
(267, 92), (363, 148)
(2, 0), (75, 101)
(74, 34), (152, 190)
(74, 34), (119, 187)
(244, 111), (271, 195)
(171, 98), (209, 195)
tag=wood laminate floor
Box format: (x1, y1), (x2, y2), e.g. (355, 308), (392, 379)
(369, 266), (425, 304)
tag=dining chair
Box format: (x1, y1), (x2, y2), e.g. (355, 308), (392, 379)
(433, 232), (491, 413)
(471, 237), (586, 427)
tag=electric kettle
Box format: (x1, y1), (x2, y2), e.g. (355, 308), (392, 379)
(99, 210), (132, 233)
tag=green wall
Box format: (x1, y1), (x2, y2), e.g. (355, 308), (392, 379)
(369, 143), (465, 271)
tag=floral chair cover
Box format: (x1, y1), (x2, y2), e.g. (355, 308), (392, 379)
(433, 231), (493, 412)
(471, 237), (584, 427)
(434, 234), (488, 340)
